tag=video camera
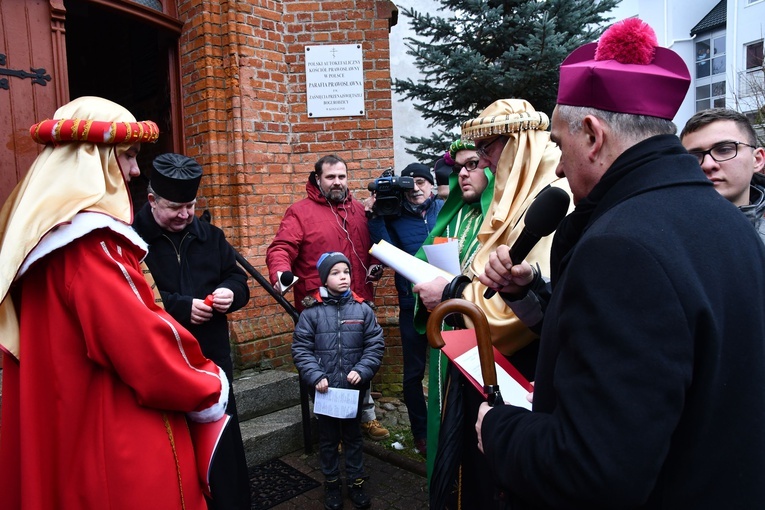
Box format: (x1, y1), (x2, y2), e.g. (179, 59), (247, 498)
(367, 168), (415, 217)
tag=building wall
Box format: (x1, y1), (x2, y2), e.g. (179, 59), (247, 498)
(632, 0), (765, 128)
(174, 0), (403, 393)
(730, 0), (765, 114)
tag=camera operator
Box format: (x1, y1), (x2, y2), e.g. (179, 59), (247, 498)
(365, 163), (444, 456)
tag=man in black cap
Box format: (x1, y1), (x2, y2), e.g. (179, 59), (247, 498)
(433, 157), (452, 200)
(366, 162), (444, 456)
(133, 153), (251, 510)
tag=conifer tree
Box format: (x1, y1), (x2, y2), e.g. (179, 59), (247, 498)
(394, 0), (621, 161)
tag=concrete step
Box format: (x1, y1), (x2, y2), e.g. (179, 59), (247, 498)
(239, 404), (310, 467)
(234, 369), (301, 421)
(233, 369), (315, 466)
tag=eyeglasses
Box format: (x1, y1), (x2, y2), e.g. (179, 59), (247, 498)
(476, 136), (504, 158)
(688, 141), (757, 165)
(452, 158), (481, 173)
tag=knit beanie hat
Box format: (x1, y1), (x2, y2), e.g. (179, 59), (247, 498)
(433, 158), (452, 186)
(317, 252), (351, 285)
(401, 163), (434, 185)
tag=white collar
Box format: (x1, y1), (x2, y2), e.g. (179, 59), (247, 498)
(18, 212), (147, 279)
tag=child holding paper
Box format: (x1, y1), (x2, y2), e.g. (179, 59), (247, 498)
(291, 252), (385, 510)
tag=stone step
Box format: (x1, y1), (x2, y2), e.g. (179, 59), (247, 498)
(233, 369), (315, 466)
(234, 369), (301, 421)
(240, 404), (313, 467)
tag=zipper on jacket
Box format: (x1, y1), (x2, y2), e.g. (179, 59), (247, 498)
(162, 232), (189, 264)
(336, 305), (345, 382)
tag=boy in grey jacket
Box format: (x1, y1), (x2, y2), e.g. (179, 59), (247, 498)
(292, 252), (385, 510)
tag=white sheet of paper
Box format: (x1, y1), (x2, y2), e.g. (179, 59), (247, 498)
(454, 346), (533, 410)
(422, 240), (461, 276)
(313, 388), (360, 419)
(370, 240), (454, 284)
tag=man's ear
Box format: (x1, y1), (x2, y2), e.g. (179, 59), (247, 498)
(753, 147), (765, 174)
(147, 193), (157, 206)
(581, 115), (605, 162)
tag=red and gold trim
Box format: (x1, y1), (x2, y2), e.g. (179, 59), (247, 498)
(29, 118), (160, 145)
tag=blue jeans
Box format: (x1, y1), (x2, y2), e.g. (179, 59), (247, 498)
(400, 306), (428, 440)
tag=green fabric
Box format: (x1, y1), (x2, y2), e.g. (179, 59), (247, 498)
(414, 167), (495, 481)
(413, 168), (495, 334)
(426, 348), (449, 481)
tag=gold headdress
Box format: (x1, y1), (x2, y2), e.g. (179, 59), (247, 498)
(0, 96), (159, 359)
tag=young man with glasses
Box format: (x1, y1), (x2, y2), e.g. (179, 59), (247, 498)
(681, 108), (765, 243)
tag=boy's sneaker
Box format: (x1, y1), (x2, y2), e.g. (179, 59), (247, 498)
(360, 419), (389, 440)
(324, 478), (343, 510)
(348, 477), (371, 509)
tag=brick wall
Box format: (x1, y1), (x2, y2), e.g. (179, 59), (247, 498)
(175, 0), (404, 395)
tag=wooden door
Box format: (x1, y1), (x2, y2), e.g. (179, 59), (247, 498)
(0, 0), (66, 205)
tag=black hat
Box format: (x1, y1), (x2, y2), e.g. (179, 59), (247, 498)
(401, 163), (434, 185)
(433, 158), (452, 186)
(151, 153), (203, 203)
(317, 252), (351, 285)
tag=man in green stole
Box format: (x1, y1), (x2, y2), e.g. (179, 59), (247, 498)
(412, 139), (492, 482)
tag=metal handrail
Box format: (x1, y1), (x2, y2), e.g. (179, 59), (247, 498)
(202, 211), (312, 453)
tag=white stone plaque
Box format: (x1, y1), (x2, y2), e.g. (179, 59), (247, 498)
(305, 44), (365, 118)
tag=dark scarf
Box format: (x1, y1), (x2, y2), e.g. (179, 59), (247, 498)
(401, 195), (434, 216)
(550, 135), (686, 284)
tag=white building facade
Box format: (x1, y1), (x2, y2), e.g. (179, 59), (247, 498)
(625, 0), (764, 130)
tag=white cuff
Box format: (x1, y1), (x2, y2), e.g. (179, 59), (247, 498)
(187, 366), (229, 423)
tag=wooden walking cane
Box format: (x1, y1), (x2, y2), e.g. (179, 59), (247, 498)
(426, 299), (504, 407)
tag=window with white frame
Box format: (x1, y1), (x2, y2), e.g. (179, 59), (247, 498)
(695, 32), (727, 111)
(740, 40), (764, 97)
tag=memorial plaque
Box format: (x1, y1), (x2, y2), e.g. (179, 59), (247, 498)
(305, 44), (365, 118)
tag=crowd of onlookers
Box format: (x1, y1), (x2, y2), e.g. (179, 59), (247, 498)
(1, 16), (764, 510)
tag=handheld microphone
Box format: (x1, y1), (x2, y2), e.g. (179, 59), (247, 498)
(277, 271), (298, 294)
(484, 186), (570, 299)
(280, 271), (294, 288)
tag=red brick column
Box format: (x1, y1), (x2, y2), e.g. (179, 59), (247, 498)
(176, 0), (402, 394)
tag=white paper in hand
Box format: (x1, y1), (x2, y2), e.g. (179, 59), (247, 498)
(369, 240), (454, 285)
(454, 347), (533, 410)
(422, 240), (461, 276)
(313, 388), (360, 419)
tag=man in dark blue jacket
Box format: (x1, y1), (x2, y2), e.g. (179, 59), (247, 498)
(133, 153), (251, 510)
(367, 162), (443, 455)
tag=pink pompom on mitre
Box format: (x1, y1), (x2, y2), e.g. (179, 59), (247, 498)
(443, 151), (455, 166)
(595, 18), (658, 65)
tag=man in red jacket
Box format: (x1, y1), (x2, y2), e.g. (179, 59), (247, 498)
(267, 154), (389, 440)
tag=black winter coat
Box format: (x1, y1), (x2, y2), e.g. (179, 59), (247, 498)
(133, 204), (249, 374)
(483, 135), (765, 509)
(291, 290), (384, 391)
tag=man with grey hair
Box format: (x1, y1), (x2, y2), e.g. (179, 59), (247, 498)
(133, 153), (252, 510)
(476, 19), (765, 508)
